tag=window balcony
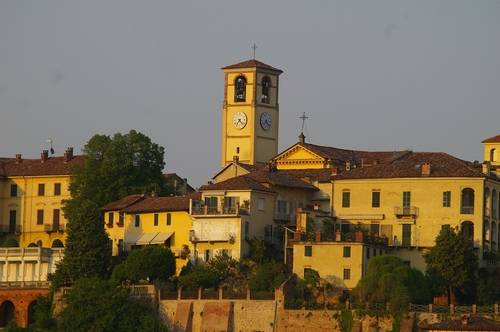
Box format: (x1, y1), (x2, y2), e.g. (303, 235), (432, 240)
(191, 201), (248, 216)
(274, 212), (295, 223)
(44, 224), (65, 233)
(460, 206), (474, 215)
(394, 206), (419, 218)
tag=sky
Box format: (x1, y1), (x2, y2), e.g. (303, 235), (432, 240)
(1, 1), (499, 188)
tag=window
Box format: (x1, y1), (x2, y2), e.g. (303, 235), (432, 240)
(245, 221), (249, 236)
(343, 268), (351, 280)
(9, 210), (16, 232)
(38, 184), (45, 196)
(54, 183), (61, 196)
(10, 184), (17, 197)
(373, 248), (376, 257)
(441, 224), (450, 230)
(37, 210), (44, 225)
(135, 215), (140, 227)
(443, 191), (451, 207)
(204, 249), (213, 262)
(53, 209), (60, 230)
(119, 213), (124, 225)
(366, 247), (370, 259)
(277, 200), (287, 213)
(289, 202), (294, 215)
(304, 245), (312, 257)
(370, 224), (379, 236)
(304, 268), (311, 278)
(258, 198), (265, 211)
(205, 197), (218, 213)
(372, 191), (380, 207)
(234, 76), (246, 102)
(224, 197), (238, 213)
(402, 191), (411, 207)
(166, 213), (171, 226)
(108, 212), (114, 226)
(403, 260), (411, 267)
(261, 77), (270, 103)
(342, 191), (350, 208)
(343, 246), (351, 258)
(154, 214), (159, 226)
(402, 224), (411, 246)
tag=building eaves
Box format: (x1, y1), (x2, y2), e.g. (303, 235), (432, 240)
(120, 192), (201, 214)
(0, 155), (84, 177)
(482, 134), (500, 143)
(221, 59), (283, 73)
(421, 316), (500, 331)
(199, 176), (276, 194)
(100, 195), (146, 212)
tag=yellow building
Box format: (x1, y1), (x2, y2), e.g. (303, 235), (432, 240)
(101, 192), (201, 275)
(0, 148), (81, 248)
(0, 148), (81, 282)
(482, 134), (500, 167)
(221, 60), (282, 168)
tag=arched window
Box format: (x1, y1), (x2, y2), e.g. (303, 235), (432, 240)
(484, 219), (491, 251)
(461, 221), (474, 241)
(52, 239), (64, 248)
(234, 76), (246, 102)
(261, 77), (270, 103)
(493, 189), (498, 219)
(485, 187), (491, 218)
(490, 148), (497, 162)
(492, 221), (497, 251)
(461, 188), (475, 214)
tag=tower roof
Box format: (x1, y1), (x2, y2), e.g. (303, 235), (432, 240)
(482, 134), (500, 143)
(221, 59), (283, 73)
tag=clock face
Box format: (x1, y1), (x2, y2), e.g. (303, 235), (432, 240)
(233, 111), (247, 129)
(260, 112), (271, 130)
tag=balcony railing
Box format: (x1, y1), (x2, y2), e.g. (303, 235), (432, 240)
(44, 224), (65, 233)
(191, 205), (249, 216)
(394, 206), (419, 218)
(1, 225), (22, 233)
(274, 212), (295, 222)
(461, 206), (474, 214)
(190, 231), (235, 243)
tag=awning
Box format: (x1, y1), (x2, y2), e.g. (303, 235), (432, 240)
(338, 214), (385, 220)
(151, 232), (174, 244)
(122, 233), (143, 245)
(136, 232), (159, 245)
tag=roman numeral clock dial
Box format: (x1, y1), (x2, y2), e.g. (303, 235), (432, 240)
(233, 111), (247, 129)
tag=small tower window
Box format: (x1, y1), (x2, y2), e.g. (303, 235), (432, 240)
(261, 77), (270, 103)
(235, 76), (246, 102)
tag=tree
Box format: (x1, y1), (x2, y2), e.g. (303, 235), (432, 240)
(57, 277), (168, 332)
(424, 226), (478, 305)
(351, 255), (429, 310)
(112, 246), (176, 283)
(65, 130), (172, 210)
(248, 260), (289, 292)
(52, 199), (111, 285)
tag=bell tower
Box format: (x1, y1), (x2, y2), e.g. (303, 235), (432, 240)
(221, 60), (283, 168)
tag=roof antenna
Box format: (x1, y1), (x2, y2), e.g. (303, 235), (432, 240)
(252, 43), (257, 59)
(47, 139), (55, 156)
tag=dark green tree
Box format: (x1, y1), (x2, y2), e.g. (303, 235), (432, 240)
(57, 277), (168, 332)
(112, 246), (176, 283)
(423, 226), (478, 305)
(351, 255), (429, 310)
(178, 264), (217, 291)
(206, 252), (239, 289)
(65, 130), (172, 210)
(52, 199), (111, 285)
(248, 260), (289, 292)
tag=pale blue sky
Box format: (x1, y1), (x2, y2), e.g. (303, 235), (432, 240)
(1, 1), (499, 188)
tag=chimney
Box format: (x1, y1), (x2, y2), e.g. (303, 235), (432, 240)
(63, 147), (74, 163)
(422, 162), (431, 176)
(15, 154), (22, 164)
(331, 167), (339, 175)
(150, 190), (156, 197)
(182, 178), (188, 195)
(483, 162), (491, 176)
(373, 159), (379, 165)
(346, 161), (351, 171)
(233, 155), (239, 164)
(299, 133), (306, 143)
(41, 150), (49, 163)
(461, 315), (469, 326)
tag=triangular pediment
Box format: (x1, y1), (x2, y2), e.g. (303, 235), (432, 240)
(272, 143), (328, 169)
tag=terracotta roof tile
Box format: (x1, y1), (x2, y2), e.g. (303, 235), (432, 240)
(199, 176), (276, 194)
(245, 169), (318, 190)
(331, 152), (485, 180)
(0, 155), (84, 177)
(120, 192), (201, 214)
(100, 195), (146, 211)
(221, 59), (283, 73)
(482, 134), (500, 143)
